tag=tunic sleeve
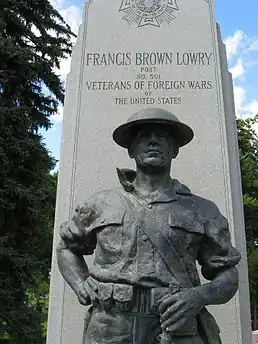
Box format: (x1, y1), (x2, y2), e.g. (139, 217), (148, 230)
(59, 202), (97, 255)
(197, 201), (241, 281)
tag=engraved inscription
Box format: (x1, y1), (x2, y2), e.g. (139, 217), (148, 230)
(84, 50), (214, 107)
(85, 52), (213, 67)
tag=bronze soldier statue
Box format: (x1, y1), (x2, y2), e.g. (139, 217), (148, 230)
(57, 108), (241, 344)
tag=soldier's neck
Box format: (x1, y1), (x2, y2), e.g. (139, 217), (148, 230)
(133, 167), (172, 196)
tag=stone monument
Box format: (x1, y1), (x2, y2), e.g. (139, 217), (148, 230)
(46, 1), (252, 343)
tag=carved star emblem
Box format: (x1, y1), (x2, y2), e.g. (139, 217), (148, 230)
(119, 0), (179, 28)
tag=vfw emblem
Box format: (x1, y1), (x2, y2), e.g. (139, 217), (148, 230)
(119, 0), (179, 28)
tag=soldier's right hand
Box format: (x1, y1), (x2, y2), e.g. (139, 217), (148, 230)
(76, 280), (91, 306)
(77, 277), (99, 306)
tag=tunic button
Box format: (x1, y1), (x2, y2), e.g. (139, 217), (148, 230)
(147, 204), (152, 209)
(142, 235), (148, 242)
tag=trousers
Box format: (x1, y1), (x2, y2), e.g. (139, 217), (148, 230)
(83, 307), (205, 344)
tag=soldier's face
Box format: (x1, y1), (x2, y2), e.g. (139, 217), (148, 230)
(129, 124), (178, 172)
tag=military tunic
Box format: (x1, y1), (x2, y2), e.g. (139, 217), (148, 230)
(60, 169), (241, 344)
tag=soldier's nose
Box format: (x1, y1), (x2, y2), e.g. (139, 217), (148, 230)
(148, 132), (159, 142)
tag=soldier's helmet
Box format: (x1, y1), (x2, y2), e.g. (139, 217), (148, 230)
(113, 108), (194, 149)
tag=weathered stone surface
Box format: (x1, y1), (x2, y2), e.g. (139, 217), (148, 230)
(46, 1), (252, 343)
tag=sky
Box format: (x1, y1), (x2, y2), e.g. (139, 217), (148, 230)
(44, 0), (258, 166)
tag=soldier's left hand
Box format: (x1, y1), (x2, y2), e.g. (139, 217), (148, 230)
(158, 288), (206, 333)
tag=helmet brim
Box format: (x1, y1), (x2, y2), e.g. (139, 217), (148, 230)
(113, 118), (194, 148)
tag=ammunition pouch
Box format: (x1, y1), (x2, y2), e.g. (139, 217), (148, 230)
(84, 277), (134, 312)
(113, 284), (134, 312)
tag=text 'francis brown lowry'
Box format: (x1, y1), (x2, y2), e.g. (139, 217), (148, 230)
(85, 52), (213, 67)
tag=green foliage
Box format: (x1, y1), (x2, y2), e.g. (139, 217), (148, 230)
(248, 249), (258, 299)
(0, 0), (73, 342)
(26, 172), (58, 338)
(237, 115), (258, 299)
(27, 270), (52, 338)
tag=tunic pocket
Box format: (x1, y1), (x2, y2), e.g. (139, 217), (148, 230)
(168, 211), (204, 256)
(168, 211), (204, 235)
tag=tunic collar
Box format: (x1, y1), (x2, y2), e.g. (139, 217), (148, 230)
(116, 168), (191, 203)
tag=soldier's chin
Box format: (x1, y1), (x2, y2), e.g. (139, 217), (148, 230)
(144, 156), (163, 165)
(143, 157), (166, 170)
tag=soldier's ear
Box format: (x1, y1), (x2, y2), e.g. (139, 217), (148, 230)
(171, 139), (179, 159)
(173, 146), (179, 159)
(128, 138), (137, 158)
(128, 145), (134, 159)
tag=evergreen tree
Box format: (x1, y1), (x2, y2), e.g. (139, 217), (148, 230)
(237, 115), (258, 328)
(0, 1), (74, 342)
(26, 172), (58, 340)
